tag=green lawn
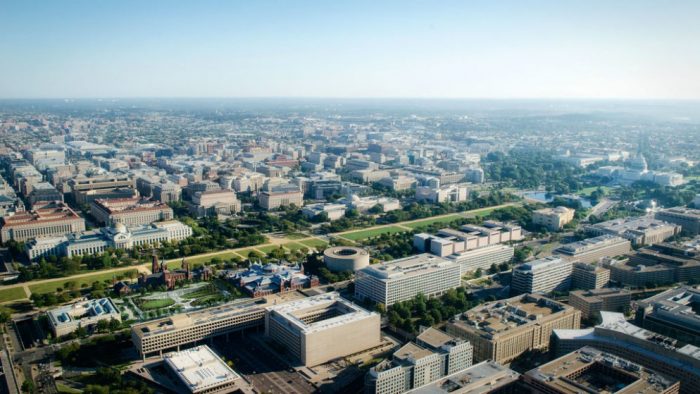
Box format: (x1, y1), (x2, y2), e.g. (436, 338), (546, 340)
(577, 186), (613, 196)
(259, 244), (284, 254)
(340, 226), (408, 241)
(139, 298), (175, 310)
(183, 251), (241, 266)
(285, 232), (308, 240)
(283, 242), (311, 251)
(299, 238), (328, 249)
(0, 287), (26, 303)
(29, 269), (137, 295)
(404, 214), (463, 229)
(463, 206), (499, 218)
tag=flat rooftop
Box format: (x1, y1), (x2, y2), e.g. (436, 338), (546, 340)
(454, 294), (568, 335)
(555, 235), (629, 255)
(359, 253), (457, 280)
(408, 361), (519, 394)
(265, 292), (376, 334)
(163, 345), (240, 394)
(526, 346), (677, 394)
(588, 216), (679, 234)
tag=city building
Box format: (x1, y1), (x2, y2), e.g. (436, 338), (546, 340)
(415, 183), (469, 203)
(90, 197), (174, 227)
(0, 202), (85, 243)
(348, 195), (401, 213)
(377, 175), (417, 191)
(265, 292), (381, 366)
(138, 255), (200, 291)
(405, 361), (519, 394)
(161, 345), (249, 394)
(635, 286), (700, 347)
(27, 181), (63, 208)
(25, 221), (192, 260)
(229, 262), (319, 298)
(552, 312), (700, 394)
(532, 206), (575, 231)
(522, 346), (680, 394)
(365, 328), (473, 394)
(656, 207), (700, 235)
(511, 256), (573, 295)
(446, 294), (581, 364)
(584, 216), (681, 246)
(67, 174), (136, 205)
(355, 254), (461, 306)
(323, 246), (370, 272)
(258, 182), (303, 210)
(301, 202), (346, 221)
(571, 262), (610, 290)
(47, 298), (121, 337)
(188, 189), (241, 217)
(445, 244), (514, 276)
(569, 288), (631, 320)
(553, 235), (631, 264)
(152, 181), (182, 203)
(602, 243), (700, 287)
(413, 221), (522, 257)
(131, 296), (289, 358)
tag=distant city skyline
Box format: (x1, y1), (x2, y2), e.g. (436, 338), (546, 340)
(1, 0), (699, 99)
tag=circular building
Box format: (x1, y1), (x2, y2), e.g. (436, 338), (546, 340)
(323, 246), (370, 272)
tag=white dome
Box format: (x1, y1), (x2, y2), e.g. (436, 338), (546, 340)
(114, 222), (128, 234)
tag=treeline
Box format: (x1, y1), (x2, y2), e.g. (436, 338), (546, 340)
(386, 289), (480, 334)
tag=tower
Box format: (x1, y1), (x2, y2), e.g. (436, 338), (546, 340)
(151, 254), (160, 274)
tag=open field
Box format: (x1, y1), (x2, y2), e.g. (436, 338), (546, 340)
(184, 251), (241, 266)
(298, 238), (328, 249)
(259, 244), (284, 254)
(0, 287), (26, 303)
(139, 298), (175, 310)
(285, 232), (308, 240)
(28, 269), (138, 295)
(404, 214), (463, 229)
(463, 206), (501, 218)
(339, 225), (408, 241)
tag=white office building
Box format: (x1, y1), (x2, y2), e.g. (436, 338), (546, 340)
(511, 256), (573, 295)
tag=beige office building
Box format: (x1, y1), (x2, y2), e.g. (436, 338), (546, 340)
(656, 207), (700, 235)
(90, 197), (174, 227)
(554, 235), (631, 264)
(68, 174), (135, 205)
(569, 288), (631, 320)
(571, 262), (610, 290)
(258, 183), (303, 210)
(265, 293), (381, 367)
(0, 202), (85, 243)
(532, 206), (575, 231)
(446, 294), (581, 364)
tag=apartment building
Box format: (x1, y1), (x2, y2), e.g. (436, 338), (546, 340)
(569, 288), (631, 320)
(446, 294), (581, 364)
(571, 262), (610, 290)
(90, 197), (174, 227)
(584, 216), (681, 246)
(265, 293), (381, 366)
(552, 312), (700, 394)
(656, 207), (700, 235)
(511, 256), (573, 295)
(532, 206), (575, 231)
(0, 202), (85, 243)
(522, 346), (680, 394)
(553, 235), (631, 264)
(365, 328), (473, 394)
(355, 254), (461, 306)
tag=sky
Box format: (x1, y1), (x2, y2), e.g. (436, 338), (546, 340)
(1, 0), (699, 99)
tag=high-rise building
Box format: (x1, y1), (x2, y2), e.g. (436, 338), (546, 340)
(569, 288), (631, 320)
(553, 235), (631, 264)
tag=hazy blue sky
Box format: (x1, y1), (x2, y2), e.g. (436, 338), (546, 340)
(1, 1), (699, 99)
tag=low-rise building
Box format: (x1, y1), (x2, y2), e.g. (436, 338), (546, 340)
(301, 203), (346, 221)
(656, 207), (700, 235)
(446, 294), (581, 364)
(258, 183), (303, 210)
(532, 206), (575, 231)
(584, 216), (681, 246)
(415, 184), (469, 203)
(1, 202), (85, 243)
(355, 254), (461, 306)
(265, 292), (381, 366)
(405, 361), (519, 394)
(635, 286), (700, 347)
(522, 346), (680, 394)
(552, 312), (700, 394)
(602, 243), (700, 287)
(511, 256), (573, 295)
(47, 298), (121, 337)
(413, 221), (522, 257)
(90, 197), (174, 227)
(569, 288), (631, 320)
(161, 345), (249, 394)
(229, 262), (319, 298)
(553, 235), (631, 264)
